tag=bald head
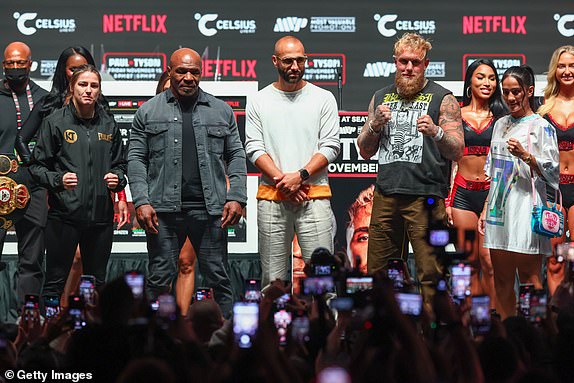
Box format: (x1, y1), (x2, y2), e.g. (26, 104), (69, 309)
(4, 42), (31, 61)
(169, 48), (201, 69)
(168, 48), (202, 99)
(274, 36), (304, 57)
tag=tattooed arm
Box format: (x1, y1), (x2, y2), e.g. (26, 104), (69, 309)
(435, 94), (464, 161)
(357, 95), (391, 160)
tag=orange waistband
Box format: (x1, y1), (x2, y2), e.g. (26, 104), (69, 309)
(256, 184), (332, 201)
(454, 173), (490, 191)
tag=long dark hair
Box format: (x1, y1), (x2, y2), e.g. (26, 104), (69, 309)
(41, 46), (97, 116)
(462, 59), (507, 118)
(502, 65), (537, 114)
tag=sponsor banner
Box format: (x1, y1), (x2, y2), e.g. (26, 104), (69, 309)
(462, 54), (526, 78)
(310, 16), (356, 32)
(103, 52), (166, 81)
(303, 54), (346, 85)
(462, 16), (527, 35)
(425, 62), (446, 78)
(273, 16), (356, 33)
(363, 61), (395, 78)
(13, 11), (76, 35)
(374, 14), (436, 37)
(40, 60), (58, 77)
(195, 13), (256, 36)
(329, 112), (378, 175)
(202, 58), (257, 80)
(555, 13), (574, 37)
(102, 14), (167, 33)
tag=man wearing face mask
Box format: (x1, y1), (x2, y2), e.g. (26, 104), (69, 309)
(0, 42), (48, 307)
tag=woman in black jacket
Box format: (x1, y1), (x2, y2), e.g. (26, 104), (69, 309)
(30, 64), (126, 298)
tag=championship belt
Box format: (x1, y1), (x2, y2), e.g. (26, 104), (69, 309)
(0, 153), (30, 230)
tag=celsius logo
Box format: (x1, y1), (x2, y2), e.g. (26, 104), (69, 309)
(374, 14), (435, 37)
(274, 17), (308, 32)
(194, 13), (256, 36)
(555, 14), (574, 37)
(363, 61), (396, 78)
(462, 16), (526, 34)
(13, 12), (76, 35)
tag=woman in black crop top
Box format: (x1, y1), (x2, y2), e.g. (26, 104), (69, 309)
(446, 59), (507, 308)
(538, 45), (574, 296)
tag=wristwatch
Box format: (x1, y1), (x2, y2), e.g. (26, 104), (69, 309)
(299, 168), (310, 181)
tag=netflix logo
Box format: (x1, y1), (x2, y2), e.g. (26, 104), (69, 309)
(463, 16), (526, 35)
(103, 14), (167, 33)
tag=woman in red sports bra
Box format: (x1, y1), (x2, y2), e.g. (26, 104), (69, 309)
(538, 45), (574, 296)
(446, 59), (507, 307)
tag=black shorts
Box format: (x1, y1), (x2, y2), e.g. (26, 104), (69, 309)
(452, 184), (489, 216)
(547, 183), (574, 209)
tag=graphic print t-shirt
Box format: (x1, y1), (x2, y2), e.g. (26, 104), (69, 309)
(373, 80), (451, 197)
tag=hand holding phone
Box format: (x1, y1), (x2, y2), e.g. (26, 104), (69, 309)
(470, 295), (491, 336)
(79, 275), (96, 306)
(233, 302), (258, 348)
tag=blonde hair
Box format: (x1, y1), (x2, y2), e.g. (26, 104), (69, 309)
(393, 33), (432, 58)
(347, 184), (375, 227)
(538, 45), (574, 116)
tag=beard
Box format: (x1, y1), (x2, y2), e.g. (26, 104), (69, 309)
(277, 66), (304, 84)
(395, 71), (425, 100)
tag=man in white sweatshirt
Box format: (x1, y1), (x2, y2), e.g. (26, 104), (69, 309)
(245, 36), (340, 287)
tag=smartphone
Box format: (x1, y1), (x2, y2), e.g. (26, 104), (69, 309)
(387, 258), (405, 290)
(345, 276), (373, 294)
(301, 276), (335, 296)
(274, 309), (292, 346)
(428, 228), (451, 247)
(395, 292), (422, 316)
(518, 283), (535, 318)
(244, 279), (261, 302)
(274, 293), (290, 309)
(44, 295), (60, 319)
(195, 287), (213, 302)
(69, 295), (86, 330)
(312, 264), (333, 276)
(470, 295), (491, 336)
(291, 314), (310, 343)
(450, 263), (471, 299)
(24, 294), (39, 319)
(317, 367), (351, 383)
(79, 275), (96, 306)
(233, 302), (259, 349)
(529, 290), (547, 323)
(330, 297), (354, 311)
(157, 294), (177, 321)
(124, 271), (144, 299)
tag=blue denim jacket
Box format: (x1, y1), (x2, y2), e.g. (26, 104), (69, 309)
(128, 88), (247, 215)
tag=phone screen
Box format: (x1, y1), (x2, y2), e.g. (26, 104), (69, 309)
(68, 295), (85, 330)
(529, 290), (547, 323)
(274, 309), (292, 346)
(345, 276), (373, 294)
(244, 279), (261, 302)
(313, 264), (333, 276)
(450, 264), (471, 299)
(79, 275), (96, 305)
(330, 297), (354, 311)
(317, 367), (351, 383)
(518, 283), (534, 318)
(44, 295), (60, 319)
(195, 288), (212, 301)
(470, 295), (491, 335)
(233, 302), (259, 349)
(387, 259), (405, 290)
(395, 292), (422, 316)
(301, 276), (335, 296)
(291, 315), (310, 343)
(124, 271), (144, 299)
(158, 294), (177, 320)
(24, 294), (39, 319)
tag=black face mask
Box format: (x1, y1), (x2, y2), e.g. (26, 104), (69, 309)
(4, 67), (29, 86)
